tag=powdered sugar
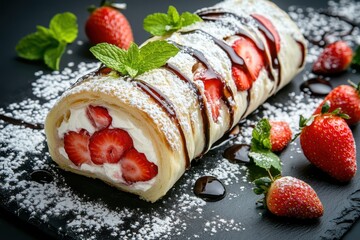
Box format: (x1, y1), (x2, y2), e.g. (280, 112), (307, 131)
(0, 0), (359, 239)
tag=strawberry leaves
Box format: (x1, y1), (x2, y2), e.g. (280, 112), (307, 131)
(16, 12), (78, 70)
(143, 5), (202, 36)
(249, 118), (282, 175)
(90, 41), (179, 78)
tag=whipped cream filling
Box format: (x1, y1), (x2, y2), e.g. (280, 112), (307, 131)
(57, 106), (157, 191)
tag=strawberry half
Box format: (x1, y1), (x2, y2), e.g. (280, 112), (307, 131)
(85, 6), (133, 49)
(86, 105), (112, 130)
(313, 82), (360, 126)
(89, 128), (133, 164)
(264, 176), (323, 219)
(120, 148), (158, 183)
(312, 41), (353, 75)
(232, 36), (265, 90)
(269, 121), (292, 152)
(64, 129), (91, 166)
(252, 14), (281, 53)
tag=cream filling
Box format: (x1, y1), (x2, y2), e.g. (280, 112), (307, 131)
(57, 107), (157, 191)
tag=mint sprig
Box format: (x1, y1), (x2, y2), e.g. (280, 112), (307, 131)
(16, 12), (78, 70)
(249, 118), (282, 174)
(143, 5), (202, 36)
(90, 41), (179, 78)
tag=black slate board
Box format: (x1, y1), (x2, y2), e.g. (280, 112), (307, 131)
(1, 0), (360, 239)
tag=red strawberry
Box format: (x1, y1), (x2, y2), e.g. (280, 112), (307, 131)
(269, 121), (292, 152)
(64, 129), (91, 166)
(120, 148), (158, 183)
(312, 41), (353, 75)
(262, 176), (323, 219)
(202, 79), (223, 122)
(231, 66), (252, 91)
(86, 105), (112, 130)
(313, 82), (360, 125)
(300, 105), (357, 181)
(232, 36), (265, 90)
(252, 14), (281, 52)
(89, 128), (133, 164)
(85, 5), (133, 49)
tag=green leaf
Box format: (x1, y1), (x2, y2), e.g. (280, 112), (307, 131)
(251, 118), (272, 151)
(247, 163), (281, 182)
(90, 43), (128, 74)
(44, 41), (66, 70)
(143, 5), (202, 36)
(49, 12), (78, 43)
(168, 6), (180, 25)
(180, 12), (203, 26)
(351, 46), (360, 70)
(90, 41), (178, 78)
(249, 150), (281, 172)
(143, 13), (171, 36)
(15, 31), (56, 60)
(139, 40), (179, 73)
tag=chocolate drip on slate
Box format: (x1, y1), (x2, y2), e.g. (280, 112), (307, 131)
(223, 144), (250, 164)
(164, 63), (211, 155)
(30, 170), (54, 184)
(134, 80), (190, 168)
(300, 78), (333, 97)
(0, 114), (44, 130)
(193, 176), (226, 202)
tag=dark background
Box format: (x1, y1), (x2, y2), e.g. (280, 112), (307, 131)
(0, 0), (359, 239)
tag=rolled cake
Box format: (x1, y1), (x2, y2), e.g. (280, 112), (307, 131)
(45, 0), (306, 202)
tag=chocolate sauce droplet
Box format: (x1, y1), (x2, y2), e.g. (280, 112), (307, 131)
(223, 144), (250, 163)
(0, 114), (44, 130)
(300, 78), (333, 96)
(30, 170), (53, 184)
(194, 176), (226, 201)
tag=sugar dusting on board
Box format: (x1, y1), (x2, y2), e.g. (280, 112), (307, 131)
(0, 0), (360, 239)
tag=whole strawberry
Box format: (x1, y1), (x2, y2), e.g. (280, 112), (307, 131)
(269, 120), (292, 152)
(312, 41), (353, 75)
(254, 176), (324, 219)
(300, 103), (357, 182)
(85, 2), (133, 49)
(314, 81), (360, 126)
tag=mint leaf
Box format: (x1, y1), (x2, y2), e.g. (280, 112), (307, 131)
(351, 46), (360, 70)
(90, 43), (128, 75)
(15, 12), (78, 70)
(44, 41), (66, 70)
(90, 41), (179, 78)
(143, 5), (202, 36)
(49, 12), (78, 43)
(247, 164), (281, 181)
(249, 151), (281, 172)
(139, 40), (179, 73)
(249, 118), (282, 173)
(16, 32), (56, 60)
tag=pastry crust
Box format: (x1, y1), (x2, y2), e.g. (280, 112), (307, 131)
(45, 0), (306, 202)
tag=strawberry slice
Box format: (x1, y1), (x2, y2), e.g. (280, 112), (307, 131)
(231, 66), (252, 91)
(202, 79), (223, 122)
(232, 36), (265, 89)
(252, 14), (281, 53)
(120, 148), (158, 183)
(64, 129), (91, 166)
(89, 128), (133, 164)
(86, 105), (112, 130)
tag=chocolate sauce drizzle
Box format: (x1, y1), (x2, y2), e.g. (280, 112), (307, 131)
(0, 114), (44, 130)
(193, 176), (226, 202)
(133, 79), (191, 168)
(164, 63), (211, 154)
